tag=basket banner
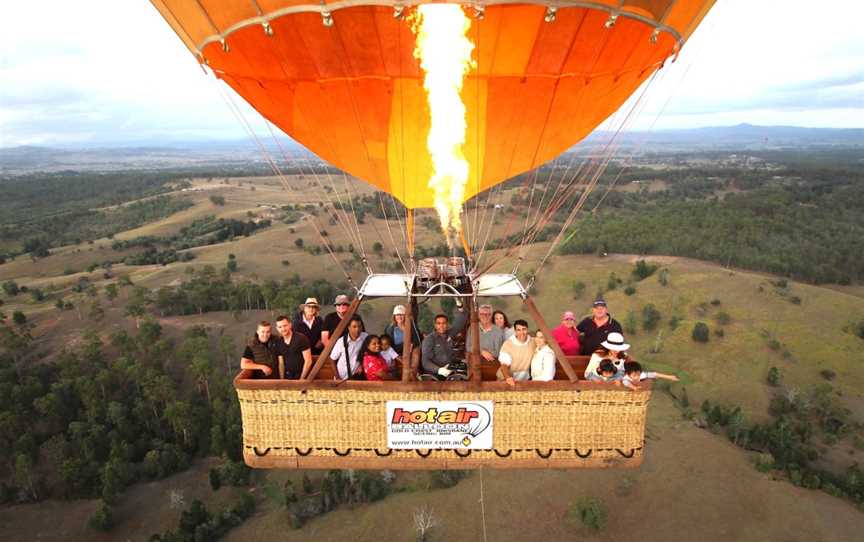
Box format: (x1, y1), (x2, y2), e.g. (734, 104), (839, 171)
(386, 400), (494, 450)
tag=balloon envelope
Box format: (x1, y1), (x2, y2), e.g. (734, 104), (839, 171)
(153, 1), (715, 209)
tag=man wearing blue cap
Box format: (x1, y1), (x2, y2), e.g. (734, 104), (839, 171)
(577, 298), (623, 355)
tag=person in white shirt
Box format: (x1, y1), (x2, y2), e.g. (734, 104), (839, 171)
(621, 361), (679, 390)
(530, 330), (557, 382)
(584, 332), (630, 379)
(328, 315), (368, 379)
(497, 319), (535, 385)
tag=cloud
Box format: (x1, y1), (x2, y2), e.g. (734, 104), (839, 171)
(1, 0), (862, 147)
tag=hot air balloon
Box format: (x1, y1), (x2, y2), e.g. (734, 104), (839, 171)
(152, 0), (714, 470)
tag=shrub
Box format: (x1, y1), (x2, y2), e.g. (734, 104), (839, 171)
(715, 311), (731, 325)
(88, 501), (114, 531)
(766, 367), (781, 387)
(571, 280), (586, 299)
(657, 268), (669, 286)
(624, 285), (636, 296)
(714, 328), (725, 337)
(624, 310), (638, 335)
(641, 304), (661, 331)
(669, 315), (682, 330)
(568, 496), (608, 531)
(820, 369), (836, 381)
(710, 298), (721, 306)
(209, 469), (221, 491)
(427, 470), (467, 490)
(632, 260), (658, 281)
(692, 322), (710, 343)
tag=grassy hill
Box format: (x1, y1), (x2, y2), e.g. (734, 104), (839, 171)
(1, 173), (863, 541)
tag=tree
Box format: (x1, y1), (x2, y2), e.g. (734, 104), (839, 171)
(767, 367), (781, 387)
(624, 310), (638, 335)
(641, 304), (661, 331)
(2, 280), (19, 297)
(692, 322), (710, 343)
(29, 288), (45, 302)
(210, 195), (226, 206)
(226, 259), (238, 273)
(571, 280), (586, 299)
(413, 506), (439, 542)
(104, 283), (118, 301)
(12, 310), (27, 326)
(218, 335), (237, 375)
(15, 453), (39, 501)
(372, 241), (384, 254)
(88, 501), (114, 531)
(125, 301), (145, 328)
(294, 238), (304, 248)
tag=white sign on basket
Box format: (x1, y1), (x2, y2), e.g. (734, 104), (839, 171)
(386, 400), (494, 450)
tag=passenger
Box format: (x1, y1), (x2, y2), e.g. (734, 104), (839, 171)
(359, 334), (394, 381)
(292, 297), (324, 355)
(274, 314), (312, 379)
(378, 334), (400, 369)
(321, 294), (364, 347)
(530, 330), (557, 382)
(587, 359), (623, 384)
(622, 361), (679, 390)
(497, 319), (534, 386)
(384, 304), (422, 363)
(552, 311), (581, 356)
(577, 298), (623, 355)
(328, 315), (367, 380)
(240, 321), (279, 379)
(493, 310), (515, 339)
(465, 304), (505, 364)
(584, 332), (630, 379)
(420, 305), (467, 377)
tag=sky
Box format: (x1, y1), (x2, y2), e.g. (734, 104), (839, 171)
(0, 0), (862, 147)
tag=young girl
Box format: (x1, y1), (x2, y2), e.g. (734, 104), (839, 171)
(587, 359), (623, 384)
(378, 334), (401, 369)
(530, 330), (556, 382)
(359, 335), (393, 381)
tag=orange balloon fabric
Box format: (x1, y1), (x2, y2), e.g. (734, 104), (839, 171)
(152, 1), (715, 209)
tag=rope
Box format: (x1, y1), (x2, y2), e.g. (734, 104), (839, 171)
(479, 465), (488, 542)
(208, 75), (355, 285)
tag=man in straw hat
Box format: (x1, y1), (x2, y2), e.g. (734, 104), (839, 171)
(576, 298), (623, 355)
(292, 297), (324, 355)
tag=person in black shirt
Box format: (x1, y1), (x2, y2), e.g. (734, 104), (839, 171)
(292, 297), (324, 355)
(576, 298), (624, 355)
(240, 321), (280, 379)
(274, 315), (312, 379)
(321, 294), (364, 347)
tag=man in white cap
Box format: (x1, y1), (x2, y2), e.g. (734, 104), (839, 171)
(292, 297), (324, 355)
(321, 294), (364, 347)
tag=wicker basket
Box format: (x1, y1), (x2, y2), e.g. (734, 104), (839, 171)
(235, 376), (651, 470)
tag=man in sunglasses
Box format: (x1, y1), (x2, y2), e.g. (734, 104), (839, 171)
(321, 294), (364, 347)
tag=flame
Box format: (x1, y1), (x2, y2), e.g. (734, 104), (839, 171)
(412, 5), (475, 245)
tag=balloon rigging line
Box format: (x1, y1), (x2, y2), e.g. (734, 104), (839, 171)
(263, 120), (361, 252)
(265, 123), (364, 264)
(564, 8), (719, 248)
(209, 75), (356, 286)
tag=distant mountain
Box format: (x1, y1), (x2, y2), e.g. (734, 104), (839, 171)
(2, 125), (861, 175)
(586, 124), (864, 149)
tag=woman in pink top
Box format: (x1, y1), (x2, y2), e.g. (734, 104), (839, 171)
(552, 311), (581, 356)
(359, 335), (393, 381)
